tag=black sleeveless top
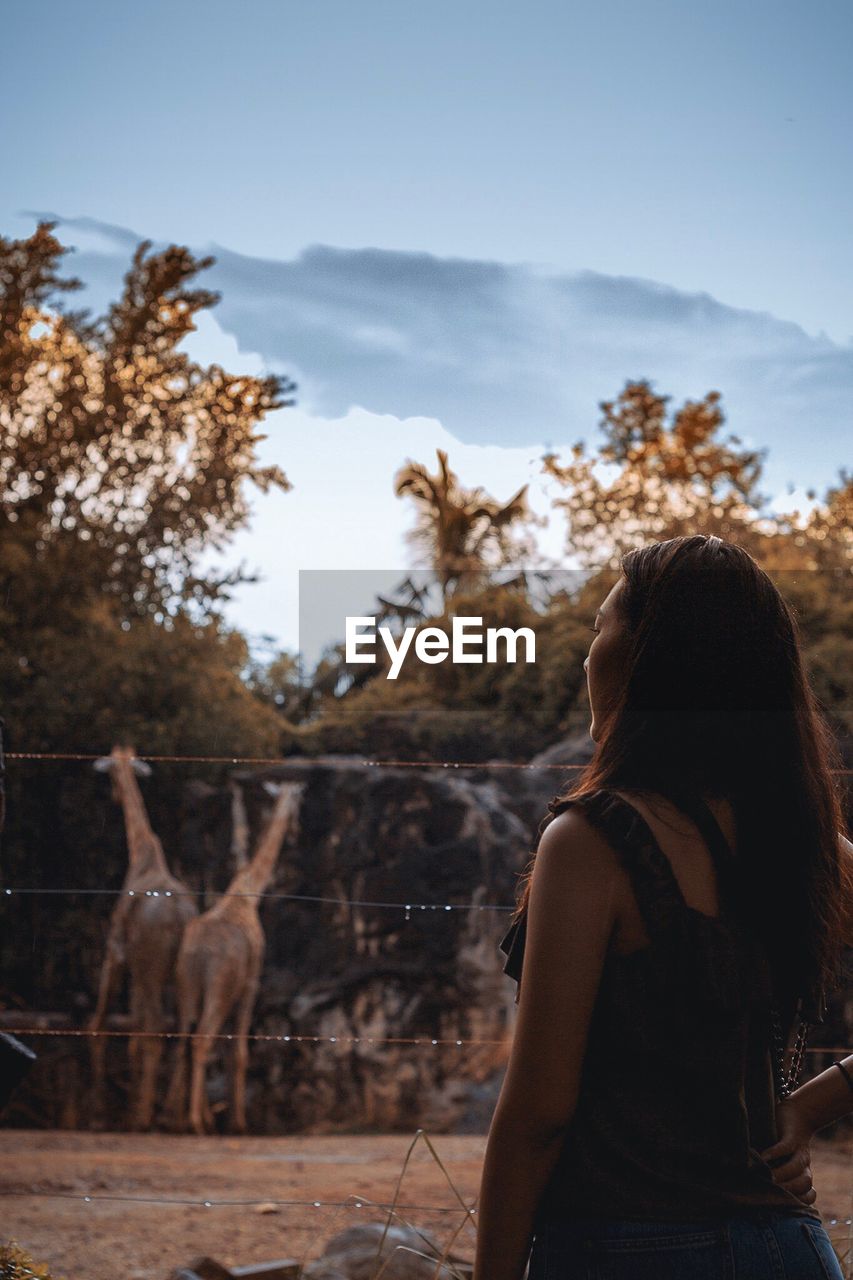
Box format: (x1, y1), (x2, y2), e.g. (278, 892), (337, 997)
(498, 788), (822, 1225)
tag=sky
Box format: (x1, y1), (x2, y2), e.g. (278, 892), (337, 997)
(3, 0), (852, 657)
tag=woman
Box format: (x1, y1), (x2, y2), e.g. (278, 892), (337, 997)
(474, 535), (853, 1280)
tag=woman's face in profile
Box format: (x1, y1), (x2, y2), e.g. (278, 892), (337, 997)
(583, 578), (631, 742)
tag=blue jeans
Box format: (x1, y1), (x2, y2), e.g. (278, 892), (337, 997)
(527, 1212), (844, 1278)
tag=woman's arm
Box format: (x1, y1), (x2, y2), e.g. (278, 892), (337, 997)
(474, 1110), (574, 1280)
(793, 833), (853, 1132)
(760, 833), (853, 1195)
(759, 1054), (853, 1202)
(787, 1053), (853, 1134)
(794, 831), (853, 1131)
(473, 811), (621, 1280)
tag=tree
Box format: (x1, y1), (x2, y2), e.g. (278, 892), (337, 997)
(0, 223), (295, 1012)
(542, 379), (853, 748)
(0, 221), (298, 751)
(542, 380), (775, 567)
(393, 448), (540, 604)
(0, 221), (296, 620)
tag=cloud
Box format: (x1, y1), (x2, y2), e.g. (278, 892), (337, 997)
(16, 213), (851, 651)
(27, 213), (853, 504)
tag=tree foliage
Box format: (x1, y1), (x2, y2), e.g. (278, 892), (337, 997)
(540, 379), (850, 570)
(0, 221), (295, 618)
(0, 224), (293, 1014)
(297, 382), (852, 759)
(0, 222), (294, 757)
(393, 447), (541, 602)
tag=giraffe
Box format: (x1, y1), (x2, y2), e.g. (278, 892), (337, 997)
(166, 779), (304, 1134)
(229, 777), (250, 870)
(89, 745), (197, 1129)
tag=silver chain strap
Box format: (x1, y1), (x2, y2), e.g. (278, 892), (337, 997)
(770, 1001), (811, 1099)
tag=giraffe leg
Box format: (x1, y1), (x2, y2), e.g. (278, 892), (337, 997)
(127, 981), (146, 1124)
(165, 966), (194, 1130)
(133, 994), (163, 1130)
(88, 939), (123, 1108)
(189, 995), (222, 1136)
(165, 1034), (189, 1129)
(231, 972), (260, 1134)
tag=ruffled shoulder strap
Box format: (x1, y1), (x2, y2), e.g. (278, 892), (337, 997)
(498, 911), (526, 992)
(499, 788), (764, 1012)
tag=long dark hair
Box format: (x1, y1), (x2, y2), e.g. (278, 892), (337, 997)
(513, 534), (852, 1028)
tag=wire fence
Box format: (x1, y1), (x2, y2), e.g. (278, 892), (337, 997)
(7, 751), (590, 768)
(3, 747), (851, 1057)
(0, 1188), (476, 1213)
(3, 744), (851, 1275)
(2, 887), (513, 909)
(2, 1027), (850, 1054)
(7, 750), (853, 772)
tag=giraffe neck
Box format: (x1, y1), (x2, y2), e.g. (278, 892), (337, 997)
(226, 786), (298, 898)
(113, 759), (169, 876)
(230, 782), (250, 870)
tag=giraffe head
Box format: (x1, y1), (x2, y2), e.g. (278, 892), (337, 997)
(93, 745), (152, 801)
(262, 779), (306, 838)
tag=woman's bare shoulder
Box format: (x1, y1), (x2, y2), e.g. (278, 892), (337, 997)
(538, 806), (624, 873)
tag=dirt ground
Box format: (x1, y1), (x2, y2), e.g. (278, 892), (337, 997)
(1, 1130), (851, 1280)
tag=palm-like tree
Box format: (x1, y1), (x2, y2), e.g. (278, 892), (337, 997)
(393, 448), (535, 604)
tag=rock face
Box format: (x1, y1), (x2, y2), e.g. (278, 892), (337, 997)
(225, 738), (592, 1135)
(34, 727), (853, 1136)
(8, 727), (851, 1136)
(3, 740), (587, 1132)
(210, 752), (561, 1135)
